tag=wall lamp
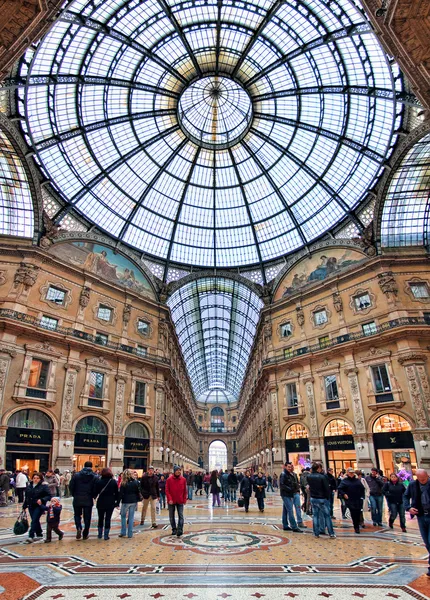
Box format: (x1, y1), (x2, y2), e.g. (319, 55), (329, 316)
(116, 444), (124, 451)
(420, 440), (428, 448)
(63, 440), (72, 447)
(160, 446), (164, 453)
(265, 448), (270, 453)
(356, 443), (365, 451)
(166, 447), (170, 453)
(310, 445), (316, 453)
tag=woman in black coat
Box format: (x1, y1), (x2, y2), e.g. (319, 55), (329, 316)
(210, 470), (221, 507)
(23, 472), (51, 542)
(95, 467), (120, 540)
(253, 470), (267, 512)
(337, 469), (364, 533)
(383, 473), (407, 532)
(239, 470), (253, 513)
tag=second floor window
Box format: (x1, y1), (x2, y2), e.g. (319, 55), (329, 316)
(136, 345), (147, 357)
(134, 381), (146, 413)
(325, 375), (340, 409)
(89, 371), (104, 408)
(354, 293), (371, 310)
(137, 320), (150, 335)
(281, 322), (292, 337)
(362, 321), (377, 336)
(46, 286), (66, 305)
(28, 359), (49, 389)
(40, 315), (58, 331)
(409, 282), (430, 299)
(314, 309), (327, 325)
(371, 364), (391, 395)
(284, 347), (293, 359)
(319, 335), (330, 348)
(95, 332), (108, 346)
(97, 305), (112, 322)
(286, 382), (298, 414)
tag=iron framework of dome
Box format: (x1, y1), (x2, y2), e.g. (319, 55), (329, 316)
(15, 0), (406, 275)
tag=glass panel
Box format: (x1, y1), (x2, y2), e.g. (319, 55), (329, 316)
(89, 371), (104, 399)
(28, 359), (50, 389)
(134, 381), (146, 406)
(76, 416), (107, 434)
(362, 321), (377, 336)
(125, 421), (150, 438)
(46, 286), (66, 304)
(314, 310), (327, 325)
(325, 375), (338, 400)
(286, 424), (308, 439)
(371, 365), (391, 394)
(324, 419), (353, 436)
(7, 409), (52, 429)
(373, 413), (412, 433)
(354, 293), (371, 310)
(410, 283), (430, 298)
(286, 383), (298, 408)
(97, 305), (112, 321)
(280, 322), (292, 337)
(40, 315), (58, 331)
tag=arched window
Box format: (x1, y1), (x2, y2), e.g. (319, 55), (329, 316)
(211, 406), (224, 430)
(373, 414), (412, 433)
(324, 419), (353, 437)
(125, 422), (150, 439)
(75, 416), (107, 434)
(286, 424), (309, 439)
(8, 409), (52, 430)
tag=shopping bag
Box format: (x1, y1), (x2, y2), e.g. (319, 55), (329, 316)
(237, 497), (245, 508)
(13, 510), (29, 535)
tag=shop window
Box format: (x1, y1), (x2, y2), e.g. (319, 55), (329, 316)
(46, 286), (66, 305)
(286, 383), (298, 415)
(324, 375), (340, 409)
(373, 413), (412, 433)
(76, 415), (107, 434)
(280, 322), (292, 337)
(371, 364), (393, 402)
(26, 359), (50, 399)
(134, 381), (146, 414)
(284, 346), (293, 359)
(354, 293), (371, 310)
(314, 309), (327, 326)
(319, 335), (330, 348)
(362, 321), (377, 336)
(136, 345), (147, 357)
(89, 371), (104, 408)
(125, 421), (149, 438)
(97, 305), (112, 322)
(8, 408), (53, 430)
(409, 282), (430, 299)
(40, 315), (58, 331)
(95, 332), (108, 346)
(286, 423), (308, 439)
(137, 319), (150, 335)
(324, 419), (353, 437)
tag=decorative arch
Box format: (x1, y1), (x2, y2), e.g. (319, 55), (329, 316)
(208, 439), (228, 471)
(74, 414), (109, 435)
(124, 421), (151, 438)
(2, 405), (58, 429)
(285, 423), (309, 439)
(371, 411), (415, 433)
(323, 418), (354, 437)
(6, 407), (54, 430)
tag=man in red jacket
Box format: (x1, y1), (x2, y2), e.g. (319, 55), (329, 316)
(165, 465), (187, 537)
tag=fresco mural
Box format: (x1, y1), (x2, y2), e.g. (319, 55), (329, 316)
(275, 248), (366, 301)
(50, 241), (154, 298)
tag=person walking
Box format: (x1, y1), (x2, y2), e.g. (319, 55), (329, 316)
(355, 469), (370, 528)
(63, 470), (72, 498)
(44, 470), (59, 498)
(253, 470), (267, 512)
(365, 467), (385, 526)
(43, 497), (64, 543)
(0, 468), (10, 506)
(165, 465), (187, 537)
(95, 467), (119, 540)
(228, 469), (238, 502)
(239, 470), (253, 512)
(337, 468), (364, 533)
(195, 472), (203, 496)
(307, 462), (336, 538)
(337, 469), (348, 519)
(383, 472), (407, 532)
(69, 460), (98, 540)
(15, 470), (28, 504)
(404, 469), (430, 577)
(221, 470), (230, 501)
(326, 467), (337, 518)
(119, 469), (140, 538)
(140, 465), (160, 528)
(290, 463), (307, 528)
(23, 472), (51, 542)
(266, 473), (274, 493)
(203, 472), (211, 498)
(279, 462), (302, 532)
(186, 470), (195, 500)
(210, 470), (221, 506)
(300, 468), (311, 514)
(159, 474), (167, 509)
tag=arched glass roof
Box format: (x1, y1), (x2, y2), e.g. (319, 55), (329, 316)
(198, 389), (237, 405)
(17, 0), (403, 271)
(380, 132), (430, 248)
(167, 277), (263, 403)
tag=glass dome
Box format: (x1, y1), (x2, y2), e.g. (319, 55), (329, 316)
(18, 0), (403, 269)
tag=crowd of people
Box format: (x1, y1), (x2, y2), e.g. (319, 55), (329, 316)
(1, 462), (429, 577)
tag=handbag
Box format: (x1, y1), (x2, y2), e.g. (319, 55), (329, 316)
(95, 480), (111, 502)
(237, 497), (245, 508)
(13, 510), (29, 535)
(216, 478), (221, 490)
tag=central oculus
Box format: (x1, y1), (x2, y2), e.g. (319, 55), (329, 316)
(178, 76), (253, 149)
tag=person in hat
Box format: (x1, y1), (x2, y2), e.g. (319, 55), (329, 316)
(165, 465), (187, 537)
(43, 497), (64, 543)
(140, 465), (160, 528)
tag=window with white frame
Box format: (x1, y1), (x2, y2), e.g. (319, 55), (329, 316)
(26, 359), (50, 399)
(409, 282), (430, 299)
(40, 315), (58, 331)
(324, 375), (340, 409)
(371, 364), (393, 402)
(137, 319), (150, 335)
(362, 321), (377, 336)
(286, 382), (298, 415)
(284, 346), (293, 359)
(314, 309), (327, 325)
(46, 286), (66, 305)
(354, 293), (371, 310)
(95, 332), (108, 346)
(88, 371), (104, 408)
(280, 322), (292, 337)
(136, 345), (147, 357)
(134, 381), (146, 413)
(97, 305), (112, 322)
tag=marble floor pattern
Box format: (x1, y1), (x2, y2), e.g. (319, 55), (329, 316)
(0, 494), (428, 600)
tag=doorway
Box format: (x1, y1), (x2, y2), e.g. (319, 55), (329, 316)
(209, 440), (228, 471)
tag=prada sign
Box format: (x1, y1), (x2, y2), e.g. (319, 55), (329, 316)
(373, 431), (414, 450)
(74, 432), (108, 449)
(285, 438), (309, 452)
(324, 435), (355, 451)
(124, 438), (150, 453)
(6, 427), (52, 445)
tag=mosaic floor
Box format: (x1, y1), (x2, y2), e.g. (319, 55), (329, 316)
(0, 494), (428, 600)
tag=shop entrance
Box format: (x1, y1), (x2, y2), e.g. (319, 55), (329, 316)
(327, 450), (357, 474)
(73, 454), (106, 472)
(324, 419), (356, 475)
(285, 424), (310, 469)
(6, 409), (53, 474)
(123, 422), (150, 477)
(74, 416), (108, 472)
(373, 413), (416, 477)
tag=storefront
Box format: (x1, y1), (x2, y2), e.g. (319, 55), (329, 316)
(6, 409), (53, 473)
(285, 424), (310, 469)
(123, 422), (150, 475)
(324, 419), (356, 474)
(373, 413), (416, 477)
(74, 416), (108, 472)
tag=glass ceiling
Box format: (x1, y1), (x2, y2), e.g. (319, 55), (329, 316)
(17, 0), (404, 272)
(167, 278), (263, 403)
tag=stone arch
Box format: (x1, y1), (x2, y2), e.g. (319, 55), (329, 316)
(74, 414), (110, 435)
(322, 417), (355, 437)
(2, 405), (58, 430)
(123, 421), (151, 438)
(282, 422), (310, 439)
(369, 410), (415, 433)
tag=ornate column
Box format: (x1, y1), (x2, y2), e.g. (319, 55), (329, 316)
(345, 366), (373, 469)
(269, 382), (283, 470)
(153, 383), (165, 469)
(0, 345), (16, 467)
(109, 374), (127, 471)
(398, 353), (430, 430)
(56, 363), (81, 469)
(303, 375), (322, 462)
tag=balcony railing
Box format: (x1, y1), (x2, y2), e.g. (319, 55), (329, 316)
(0, 309), (170, 365)
(263, 317), (429, 366)
(198, 426), (237, 433)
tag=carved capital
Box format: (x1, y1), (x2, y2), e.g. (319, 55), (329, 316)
(398, 353), (427, 365)
(64, 363), (81, 372)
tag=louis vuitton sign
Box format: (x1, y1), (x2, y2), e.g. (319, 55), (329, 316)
(373, 431), (414, 450)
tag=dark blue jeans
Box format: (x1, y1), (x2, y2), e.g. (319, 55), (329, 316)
(369, 495), (384, 525)
(28, 505), (44, 538)
(282, 496), (298, 529)
(168, 503), (184, 532)
(73, 503), (93, 533)
(388, 502), (406, 529)
(417, 514), (430, 565)
(310, 498), (334, 536)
